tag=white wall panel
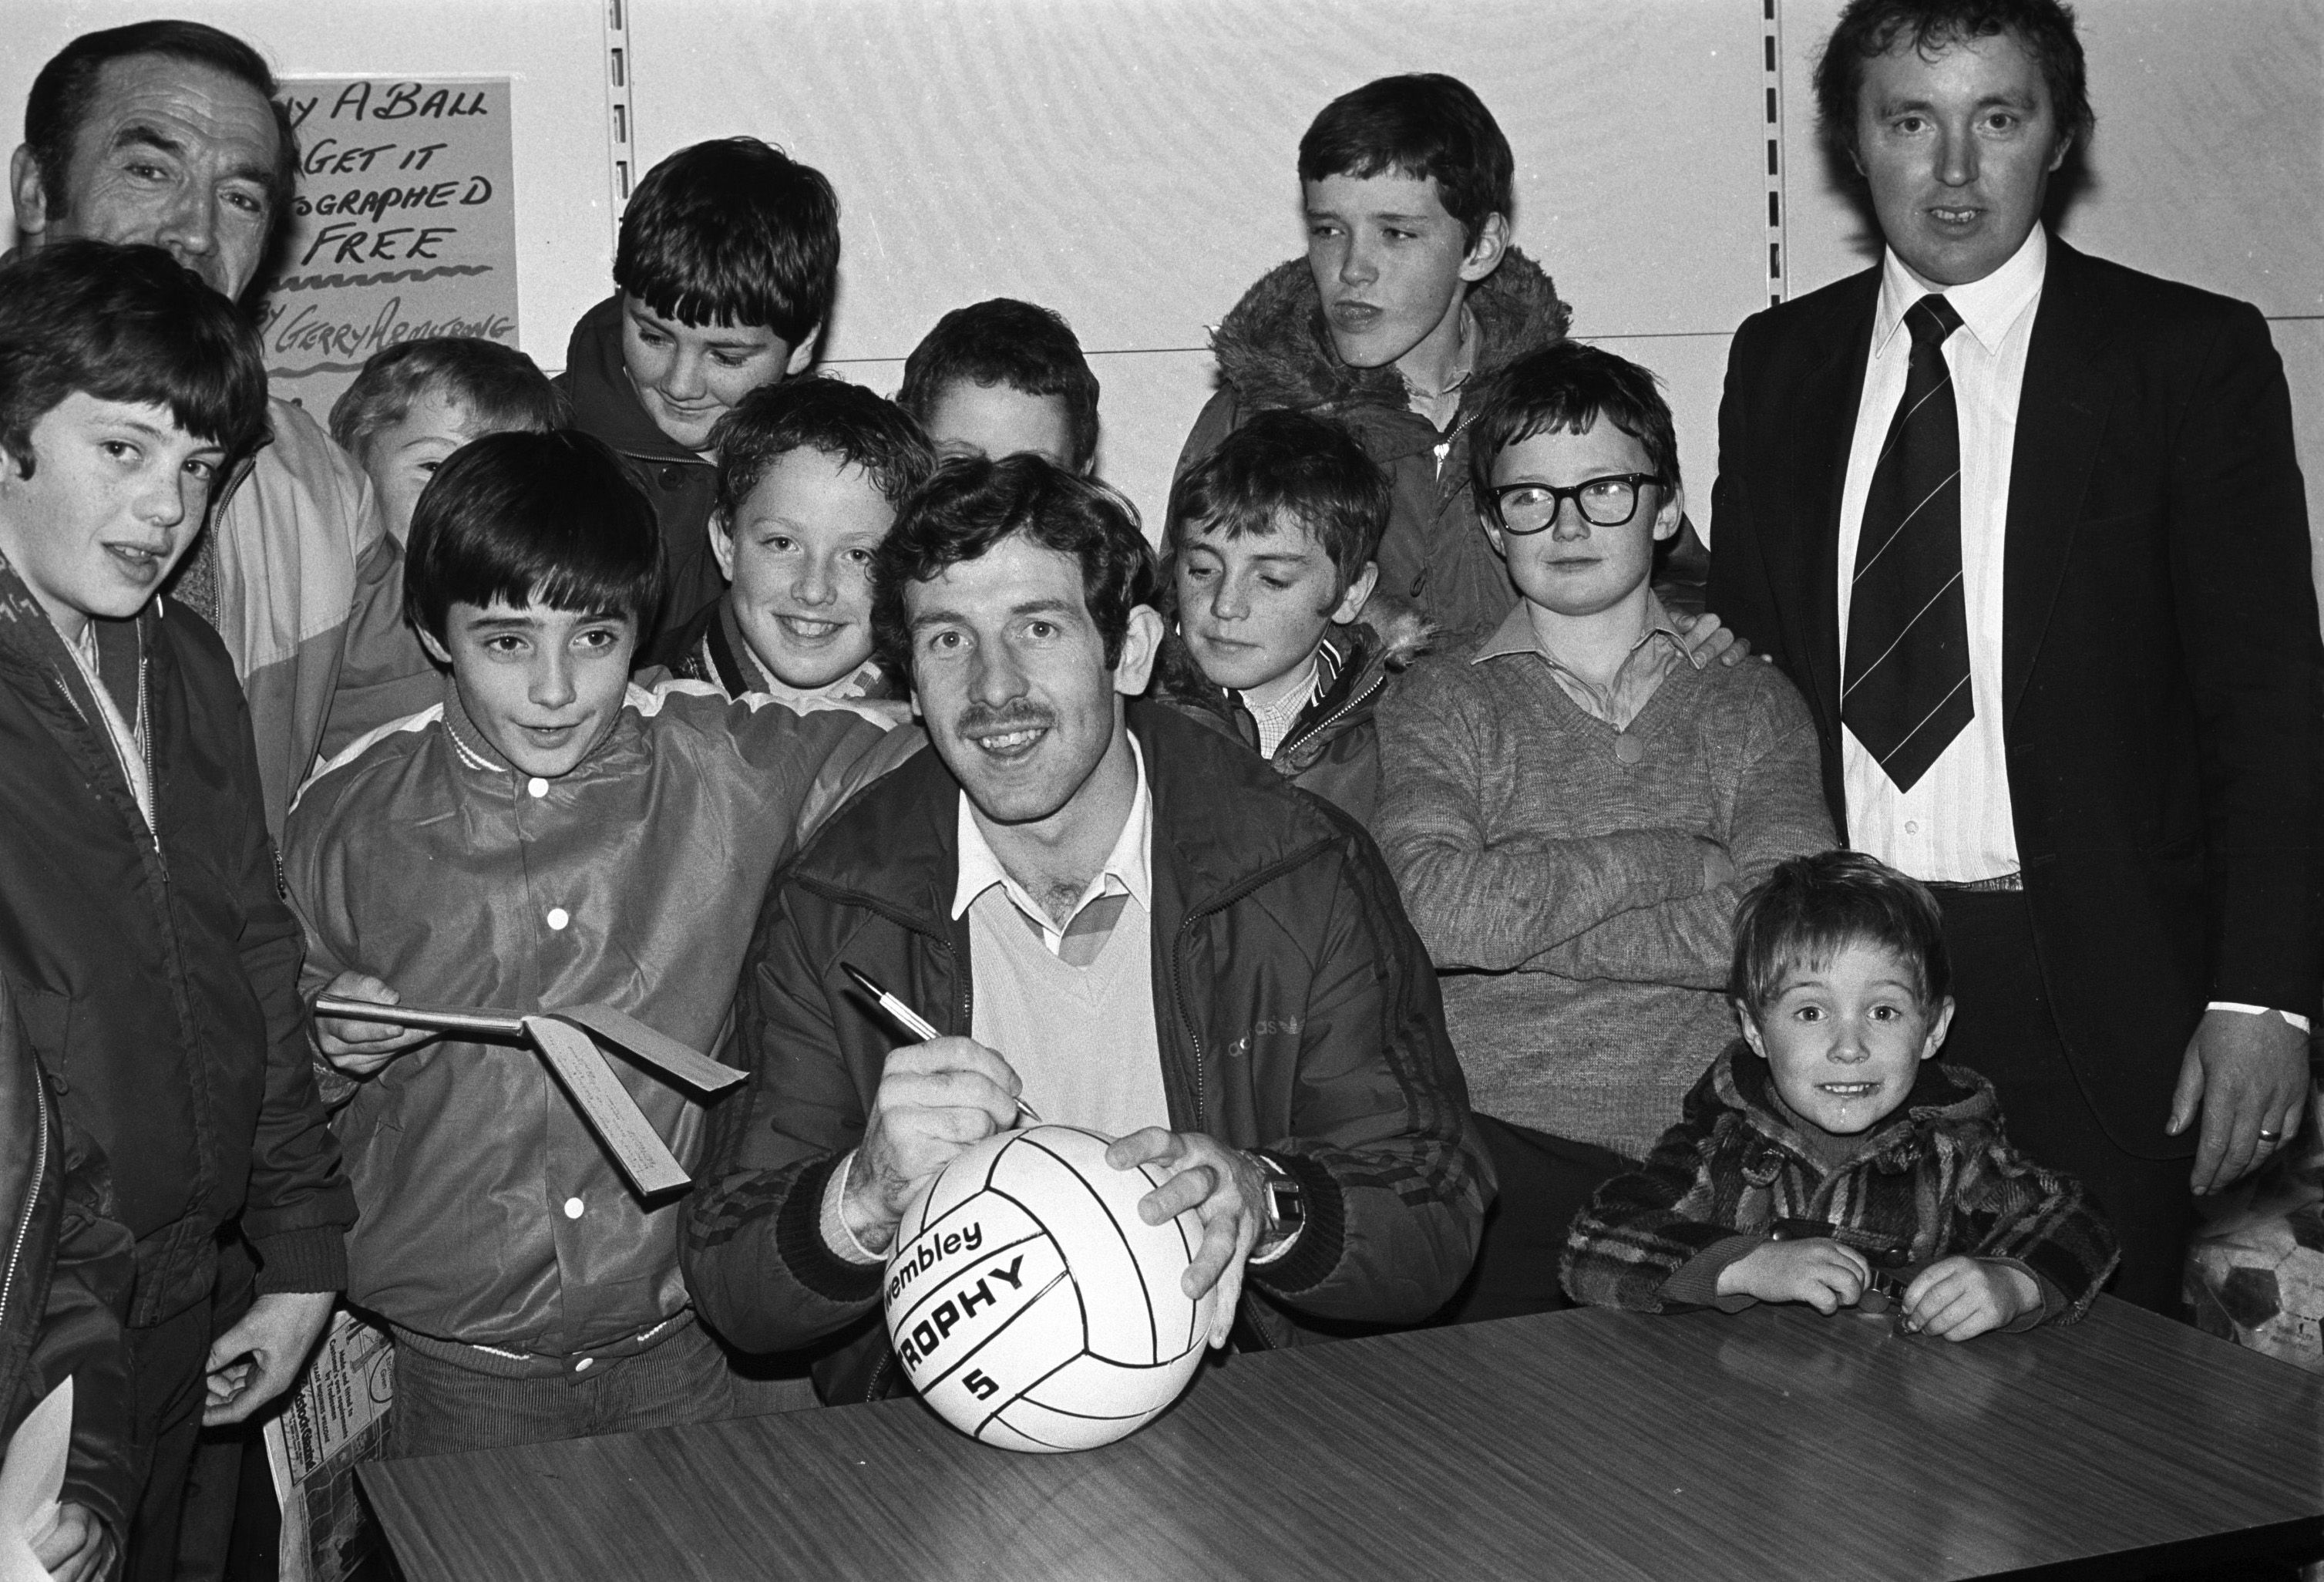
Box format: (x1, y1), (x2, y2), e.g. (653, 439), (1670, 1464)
(624, 0), (1773, 520)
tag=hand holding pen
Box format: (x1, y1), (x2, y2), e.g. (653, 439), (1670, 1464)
(842, 963), (1043, 1126)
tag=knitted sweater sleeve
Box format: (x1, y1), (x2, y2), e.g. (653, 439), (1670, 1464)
(1529, 668), (1835, 988)
(1374, 661), (1715, 971)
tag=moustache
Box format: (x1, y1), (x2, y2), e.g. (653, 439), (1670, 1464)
(956, 704), (1055, 735)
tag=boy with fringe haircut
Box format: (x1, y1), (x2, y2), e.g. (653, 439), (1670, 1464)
(896, 298), (1100, 472)
(329, 337), (566, 545)
(1153, 408), (1423, 825)
(558, 139), (840, 638)
(643, 375), (933, 707)
(287, 430), (913, 1456)
(1563, 852), (2118, 1338)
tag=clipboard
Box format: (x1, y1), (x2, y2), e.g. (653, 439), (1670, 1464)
(311, 996), (742, 1197)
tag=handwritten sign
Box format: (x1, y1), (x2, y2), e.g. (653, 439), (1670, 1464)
(257, 77), (519, 414)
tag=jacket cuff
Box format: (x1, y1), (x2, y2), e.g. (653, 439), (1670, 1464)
(1245, 1151), (1343, 1301)
(1661, 1235), (1764, 1311)
(250, 1227), (347, 1295)
(779, 1153), (886, 1307)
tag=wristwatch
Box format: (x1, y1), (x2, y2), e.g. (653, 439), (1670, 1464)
(1247, 1151), (1307, 1266)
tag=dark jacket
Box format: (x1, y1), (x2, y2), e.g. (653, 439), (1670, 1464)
(1562, 1042), (2119, 1321)
(684, 702), (1492, 1400)
(1707, 237), (2324, 1156)
(1174, 251), (1571, 656)
(642, 591), (907, 708)
(1152, 603), (1434, 827)
(557, 293), (723, 641)
(0, 567), (353, 1326)
(2, 981), (136, 1540)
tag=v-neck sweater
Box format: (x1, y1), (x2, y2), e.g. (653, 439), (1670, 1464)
(1377, 641), (1834, 1160)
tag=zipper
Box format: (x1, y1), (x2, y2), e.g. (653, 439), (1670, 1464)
(0, 1072), (51, 1334)
(1275, 668), (1385, 762)
(139, 647), (166, 884)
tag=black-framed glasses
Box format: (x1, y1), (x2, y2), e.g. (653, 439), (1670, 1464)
(1490, 473), (1665, 534)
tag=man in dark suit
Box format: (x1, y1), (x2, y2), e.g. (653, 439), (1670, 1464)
(1708, 0), (2320, 1314)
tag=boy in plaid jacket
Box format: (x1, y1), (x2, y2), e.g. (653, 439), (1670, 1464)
(1563, 852), (2118, 1338)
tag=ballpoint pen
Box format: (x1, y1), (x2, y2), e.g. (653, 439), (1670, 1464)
(841, 961), (1044, 1125)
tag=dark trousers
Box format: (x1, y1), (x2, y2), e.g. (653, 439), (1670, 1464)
(1935, 888), (2195, 1316)
(122, 1298), (214, 1582)
(1434, 1113), (1633, 1325)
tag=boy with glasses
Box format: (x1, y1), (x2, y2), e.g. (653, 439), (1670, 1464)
(1376, 342), (1833, 1324)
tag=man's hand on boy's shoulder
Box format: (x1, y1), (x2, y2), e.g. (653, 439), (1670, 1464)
(1666, 610), (1758, 669)
(1717, 1236), (1868, 1313)
(313, 971), (434, 1076)
(1900, 1257), (2040, 1341)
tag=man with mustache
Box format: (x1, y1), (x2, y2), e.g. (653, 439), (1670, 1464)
(684, 456), (1491, 1397)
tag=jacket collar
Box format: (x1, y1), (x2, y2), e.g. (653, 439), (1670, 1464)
(1209, 247), (1571, 425)
(559, 294), (706, 465)
(794, 700), (1341, 938)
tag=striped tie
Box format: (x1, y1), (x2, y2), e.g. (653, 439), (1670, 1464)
(1844, 293), (1972, 793)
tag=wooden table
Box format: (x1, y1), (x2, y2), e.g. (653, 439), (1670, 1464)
(365, 1299), (2324, 1580)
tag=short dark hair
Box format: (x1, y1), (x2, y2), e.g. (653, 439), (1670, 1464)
(1297, 74), (1514, 248)
(614, 139), (839, 346)
(0, 241), (266, 479)
(1468, 341), (1681, 530)
(24, 22), (299, 257)
(403, 429), (662, 646)
(708, 375), (936, 524)
(1815, 0), (2092, 161)
(328, 338), (565, 459)
(1729, 850), (1952, 1017)
(872, 456), (1155, 683)
(1165, 409), (1388, 604)
(895, 299), (1101, 473)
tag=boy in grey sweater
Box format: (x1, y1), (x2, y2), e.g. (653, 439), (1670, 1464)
(1377, 342), (1833, 1324)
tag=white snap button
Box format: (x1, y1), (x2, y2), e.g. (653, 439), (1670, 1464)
(564, 1197), (584, 1219)
(1905, 820), (1919, 834)
(547, 907), (570, 931)
(527, 776), (549, 799)
(574, 1356), (594, 1372)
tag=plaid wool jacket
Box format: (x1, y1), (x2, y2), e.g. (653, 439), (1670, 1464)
(1561, 1042), (2119, 1318)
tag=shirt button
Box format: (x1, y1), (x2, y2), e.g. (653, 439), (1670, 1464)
(547, 907), (570, 931)
(527, 776), (548, 799)
(1905, 820), (1920, 835)
(564, 1197), (584, 1219)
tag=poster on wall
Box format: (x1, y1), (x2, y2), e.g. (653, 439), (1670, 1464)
(255, 76), (520, 418)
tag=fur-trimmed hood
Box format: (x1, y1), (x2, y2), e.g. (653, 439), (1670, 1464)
(1153, 594), (1438, 768)
(1209, 247), (1572, 415)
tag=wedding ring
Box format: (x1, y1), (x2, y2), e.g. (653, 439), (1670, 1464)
(2258, 1129), (2283, 1143)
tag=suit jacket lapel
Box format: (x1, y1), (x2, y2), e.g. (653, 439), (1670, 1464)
(2003, 237), (2114, 725)
(1781, 275), (1878, 741)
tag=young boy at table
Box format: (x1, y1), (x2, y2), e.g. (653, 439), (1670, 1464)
(641, 376), (933, 706)
(557, 139), (839, 637)
(1152, 409), (1425, 826)
(895, 298), (1100, 472)
(1563, 852), (2120, 1338)
(1376, 342), (1833, 1325)
(286, 430), (913, 1457)
(328, 338), (565, 545)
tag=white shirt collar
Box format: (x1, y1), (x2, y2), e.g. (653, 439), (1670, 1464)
(952, 729), (1152, 931)
(1875, 223), (2048, 358)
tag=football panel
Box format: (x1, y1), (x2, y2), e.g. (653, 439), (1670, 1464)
(991, 1138), (1161, 1362)
(910, 1269), (1085, 1435)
